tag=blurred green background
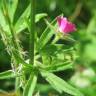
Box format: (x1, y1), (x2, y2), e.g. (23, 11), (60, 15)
(0, 0), (96, 96)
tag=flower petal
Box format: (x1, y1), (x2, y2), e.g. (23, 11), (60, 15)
(57, 16), (76, 33)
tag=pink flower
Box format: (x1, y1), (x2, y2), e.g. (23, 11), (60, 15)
(57, 16), (76, 34)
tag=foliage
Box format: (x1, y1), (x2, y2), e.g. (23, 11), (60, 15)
(0, 0), (96, 96)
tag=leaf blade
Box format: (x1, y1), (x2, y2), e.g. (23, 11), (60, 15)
(37, 18), (57, 50)
(41, 72), (83, 96)
(0, 70), (15, 79)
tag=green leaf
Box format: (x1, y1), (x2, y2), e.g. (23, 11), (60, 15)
(8, 0), (18, 22)
(35, 13), (48, 23)
(40, 44), (74, 65)
(15, 11), (47, 34)
(37, 18), (57, 50)
(0, 70), (15, 79)
(0, 4), (10, 33)
(0, 0), (18, 34)
(41, 72), (83, 96)
(23, 73), (37, 96)
(14, 4), (30, 34)
(42, 62), (73, 72)
(40, 44), (74, 56)
(24, 13), (48, 32)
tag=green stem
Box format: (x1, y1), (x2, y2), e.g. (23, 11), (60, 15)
(15, 77), (21, 96)
(29, 0), (35, 65)
(52, 35), (59, 44)
(2, 1), (23, 95)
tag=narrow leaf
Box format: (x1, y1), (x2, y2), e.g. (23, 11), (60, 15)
(14, 5), (30, 33)
(0, 70), (15, 79)
(43, 62), (73, 72)
(37, 18), (57, 50)
(40, 44), (74, 56)
(41, 72), (83, 96)
(8, 0), (18, 22)
(35, 13), (47, 23)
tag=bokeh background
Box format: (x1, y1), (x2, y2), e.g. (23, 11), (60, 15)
(0, 0), (96, 96)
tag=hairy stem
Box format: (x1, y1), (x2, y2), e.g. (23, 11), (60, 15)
(2, 1), (23, 95)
